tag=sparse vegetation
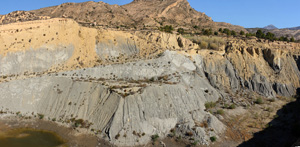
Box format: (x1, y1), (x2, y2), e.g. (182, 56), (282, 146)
(191, 140), (198, 146)
(216, 109), (224, 115)
(231, 30), (237, 36)
(115, 134), (120, 140)
(202, 28), (213, 36)
(250, 29), (294, 42)
(37, 113), (44, 119)
(210, 136), (217, 142)
(184, 35), (225, 50)
(222, 28), (231, 36)
(151, 134), (159, 142)
(229, 104), (236, 109)
(265, 107), (273, 112)
(159, 25), (174, 33)
(205, 102), (217, 109)
(255, 98), (264, 104)
(177, 28), (184, 34)
(240, 30), (245, 36)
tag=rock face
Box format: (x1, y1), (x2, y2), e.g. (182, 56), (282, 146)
(0, 18), (300, 146)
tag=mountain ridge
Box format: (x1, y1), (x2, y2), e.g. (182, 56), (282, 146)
(0, 0), (246, 32)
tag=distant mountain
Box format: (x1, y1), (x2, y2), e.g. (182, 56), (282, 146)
(285, 26), (300, 30)
(263, 24), (278, 30)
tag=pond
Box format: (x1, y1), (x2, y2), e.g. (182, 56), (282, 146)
(0, 128), (66, 147)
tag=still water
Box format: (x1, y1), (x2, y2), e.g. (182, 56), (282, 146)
(0, 128), (66, 147)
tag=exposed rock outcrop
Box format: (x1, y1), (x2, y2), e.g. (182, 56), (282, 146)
(0, 11), (50, 25)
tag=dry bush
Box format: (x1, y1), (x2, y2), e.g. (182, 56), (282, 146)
(183, 35), (225, 50)
(200, 41), (208, 49)
(209, 43), (218, 50)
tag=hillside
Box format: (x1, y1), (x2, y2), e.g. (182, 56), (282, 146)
(285, 26), (300, 30)
(247, 27), (300, 41)
(0, 0), (246, 32)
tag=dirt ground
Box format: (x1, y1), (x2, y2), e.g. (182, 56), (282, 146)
(0, 116), (114, 147)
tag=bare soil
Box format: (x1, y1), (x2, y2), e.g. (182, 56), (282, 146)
(0, 116), (114, 147)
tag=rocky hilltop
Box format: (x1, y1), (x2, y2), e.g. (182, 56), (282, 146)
(0, 1), (300, 147)
(263, 24), (278, 30)
(0, 0), (246, 32)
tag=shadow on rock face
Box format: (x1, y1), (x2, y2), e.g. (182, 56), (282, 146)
(238, 89), (300, 147)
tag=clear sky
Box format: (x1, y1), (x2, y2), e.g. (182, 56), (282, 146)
(0, 0), (299, 28)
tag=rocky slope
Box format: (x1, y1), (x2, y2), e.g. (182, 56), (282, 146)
(0, 18), (225, 146)
(0, 11), (50, 25)
(0, 17), (300, 146)
(0, 0), (246, 32)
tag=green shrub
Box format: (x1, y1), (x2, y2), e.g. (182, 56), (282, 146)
(265, 32), (275, 40)
(246, 33), (255, 37)
(37, 113), (44, 119)
(256, 30), (265, 38)
(177, 28), (184, 34)
(205, 102), (216, 109)
(223, 28), (231, 36)
(216, 109), (224, 115)
(240, 31), (245, 36)
(159, 25), (174, 33)
(224, 103), (229, 108)
(210, 136), (217, 142)
(255, 98), (264, 104)
(151, 134), (159, 142)
(202, 29), (213, 36)
(191, 140), (198, 146)
(231, 30), (237, 36)
(229, 104), (236, 109)
(290, 37), (295, 42)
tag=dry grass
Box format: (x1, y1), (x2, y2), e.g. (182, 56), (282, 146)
(222, 97), (292, 144)
(183, 35), (226, 50)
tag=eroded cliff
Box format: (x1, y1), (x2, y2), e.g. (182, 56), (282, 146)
(0, 18), (300, 146)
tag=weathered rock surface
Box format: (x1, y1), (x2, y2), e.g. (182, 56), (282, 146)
(0, 50), (225, 146)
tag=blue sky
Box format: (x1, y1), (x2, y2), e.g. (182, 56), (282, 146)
(0, 0), (299, 28)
